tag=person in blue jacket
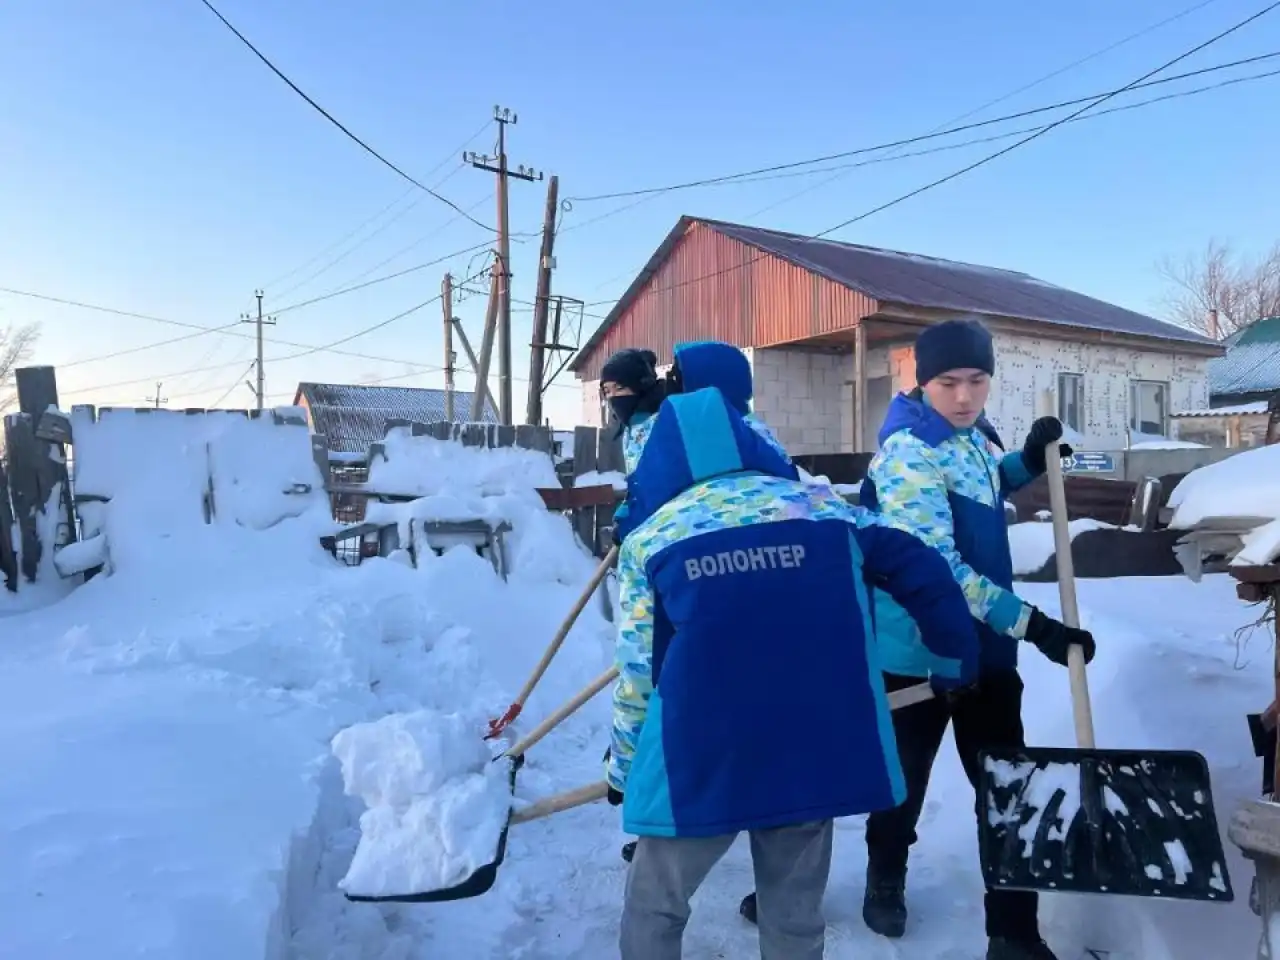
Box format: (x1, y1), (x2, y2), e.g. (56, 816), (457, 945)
(606, 383), (982, 960)
(857, 318), (1097, 960)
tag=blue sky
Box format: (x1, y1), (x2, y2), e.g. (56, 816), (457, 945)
(2, 0), (1278, 427)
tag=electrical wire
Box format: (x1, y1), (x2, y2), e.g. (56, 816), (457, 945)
(195, 0), (494, 233)
(567, 50), (1280, 206)
(57, 322), (243, 369)
(586, 2), (1280, 314)
(260, 119), (493, 296)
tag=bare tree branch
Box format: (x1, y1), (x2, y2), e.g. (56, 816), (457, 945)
(1157, 239), (1280, 338)
(0, 322), (41, 414)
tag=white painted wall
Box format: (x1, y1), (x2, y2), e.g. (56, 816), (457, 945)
(579, 333), (1211, 455)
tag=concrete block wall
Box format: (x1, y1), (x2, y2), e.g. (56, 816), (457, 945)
(748, 348), (845, 455)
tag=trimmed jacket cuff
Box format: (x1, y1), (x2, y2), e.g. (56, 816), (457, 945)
(988, 591), (1028, 637)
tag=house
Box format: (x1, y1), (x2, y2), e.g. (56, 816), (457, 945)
(569, 217), (1224, 454)
(1171, 316), (1280, 447)
(293, 381), (496, 455)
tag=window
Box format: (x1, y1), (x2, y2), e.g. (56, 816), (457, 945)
(1057, 373), (1084, 434)
(1129, 380), (1169, 438)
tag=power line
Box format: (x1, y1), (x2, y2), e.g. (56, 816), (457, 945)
(1, 238), (495, 365)
(567, 50), (1279, 205)
(588, 2), (1280, 313)
(260, 119), (493, 296)
(194, 0), (494, 233)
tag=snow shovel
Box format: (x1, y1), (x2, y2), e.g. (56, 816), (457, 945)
(975, 441), (1234, 903)
(345, 666), (619, 905)
(485, 545), (619, 739)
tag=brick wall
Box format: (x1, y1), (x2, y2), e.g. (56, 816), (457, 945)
(748, 347), (845, 455)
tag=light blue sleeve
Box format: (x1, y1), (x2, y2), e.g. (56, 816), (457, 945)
(606, 539), (655, 792)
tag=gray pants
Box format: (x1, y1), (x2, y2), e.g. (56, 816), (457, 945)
(619, 819), (834, 960)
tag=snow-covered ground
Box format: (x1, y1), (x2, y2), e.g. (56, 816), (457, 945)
(0, 415), (1269, 960)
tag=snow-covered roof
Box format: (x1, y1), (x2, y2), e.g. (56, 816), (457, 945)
(295, 382), (497, 454)
(1172, 400), (1270, 419)
(1208, 315), (1280, 398)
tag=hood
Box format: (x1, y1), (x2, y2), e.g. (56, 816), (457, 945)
(673, 341), (753, 415)
(618, 387), (799, 538)
(878, 389), (1004, 450)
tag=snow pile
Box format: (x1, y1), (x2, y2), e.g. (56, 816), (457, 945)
(1130, 440), (1208, 450)
(70, 406), (333, 576)
(332, 708), (513, 898)
(1167, 444), (1280, 565)
(574, 469), (627, 491)
(1008, 518), (1112, 575)
(367, 426), (560, 498)
(1, 414), (617, 960)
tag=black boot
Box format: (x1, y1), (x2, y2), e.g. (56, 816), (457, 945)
(621, 841), (635, 863)
(739, 891), (757, 924)
(861, 867), (907, 939)
(986, 936), (1059, 960)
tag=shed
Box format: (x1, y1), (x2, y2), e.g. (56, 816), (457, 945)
(293, 382), (496, 455)
(571, 217), (1224, 454)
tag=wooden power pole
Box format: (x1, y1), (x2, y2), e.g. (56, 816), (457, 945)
(466, 106), (542, 425)
(469, 270), (501, 422)
(525, 174), (559, 426)
(240, 289), (276, 411)
(145, 382), (168, 409)
(442, 273), (455, 421)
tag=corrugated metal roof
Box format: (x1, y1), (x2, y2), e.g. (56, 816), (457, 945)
(572, 216), (1219, 370)
(706, 219), (1215, 346)
(1172, 400), (1269, 418)
(1207, 316), (1280, 398)
(295, 382), (496, 453)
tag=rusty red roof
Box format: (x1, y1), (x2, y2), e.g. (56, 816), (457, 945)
(572, 217), (1216, 371)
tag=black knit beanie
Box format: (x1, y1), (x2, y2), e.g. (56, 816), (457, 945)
(914, 319), (995, 385)
(601, 348), (659, 394)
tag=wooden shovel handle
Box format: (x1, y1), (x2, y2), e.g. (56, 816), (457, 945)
(511, 781), (610, 825)
(512, 546), (618, 710)
(1044, 440), (1096, 749)
(506, 666), (619, 760)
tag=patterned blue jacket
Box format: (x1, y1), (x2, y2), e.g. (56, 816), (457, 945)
(608, 387), (980, 838)
(860, 390), (1040, 677)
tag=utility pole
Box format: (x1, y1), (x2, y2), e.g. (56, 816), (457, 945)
(145, 382), (168, 409)
(526, 174), (559, 427)
(451, 317), (499, 417)
(469, 270), (501, 422)
(442, 273), (455, 421)
(466, 105), (542, 426)
(240, 288), (276, 411)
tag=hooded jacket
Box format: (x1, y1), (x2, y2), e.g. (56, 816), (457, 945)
(621, 340), (788, 474)
(859, 390), (1040, 676)
(608, 386), (980, 838)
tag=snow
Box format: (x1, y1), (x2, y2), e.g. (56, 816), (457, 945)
(332, 709), (513, 898)
(1173, 401), (1270, 418)
(574, 469), (627, 491)
(367, 425), (560, 497)
(1007, 518), (1112, 575)
(1168, 444), (1280, 563)
(1, 402), (1272, 959)
(1130, 440), (1208, 450)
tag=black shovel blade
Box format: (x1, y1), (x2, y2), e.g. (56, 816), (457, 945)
(343, 754), (523, 904)
(976, 746), (1234, 903)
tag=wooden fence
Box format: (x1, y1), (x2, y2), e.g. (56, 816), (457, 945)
(1, 366), (77, 593)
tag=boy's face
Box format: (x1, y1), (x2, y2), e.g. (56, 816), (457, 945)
(922, 369), (991, 428)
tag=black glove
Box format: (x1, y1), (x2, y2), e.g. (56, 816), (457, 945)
(607, 786), (624, 807)
(1024, 607), (1096, 667)
(931, 676), (980, 706)
(1021, 417), (1074, 475)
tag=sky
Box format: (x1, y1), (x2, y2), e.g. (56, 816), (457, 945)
(2, 0), (1278, 428)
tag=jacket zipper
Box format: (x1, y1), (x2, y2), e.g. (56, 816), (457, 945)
(965, 432), (998, 503)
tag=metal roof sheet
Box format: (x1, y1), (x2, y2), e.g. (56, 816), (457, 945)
(295, 382), (496, 453)
(1207, 316), (1280, 397)
(707, 219), (1216, 346)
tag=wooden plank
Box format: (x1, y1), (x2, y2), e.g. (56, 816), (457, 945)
(461, 424), (487, 447)
(3, 414), (44, 582)
(572, 426), (600, 549)
(496, 425), (517, 448)
(15, 365), (59, 420)
(597, 429), (625, 474)
(1229, 798), (1280, 861)
(429, 421), (451, 441)
(35, 408), (72, 444)
(0, 455), (16, 590)
(516, 424), (552, 454)
(536, 485), (621, 511)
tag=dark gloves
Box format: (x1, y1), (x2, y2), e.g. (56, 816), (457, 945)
(1021, 417), (1074, 475)
(1024, 607), (1096, 667)
(931, 676), (980, 705)
(603, 746), (625, 805)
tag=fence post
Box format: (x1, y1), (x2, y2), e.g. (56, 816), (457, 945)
(0, 454), (16, 591)
(573, 425), (599, 552)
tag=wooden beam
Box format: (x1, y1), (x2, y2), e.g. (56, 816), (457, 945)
(854, 321), (867, 453)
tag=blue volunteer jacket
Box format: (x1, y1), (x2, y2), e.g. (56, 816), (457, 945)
(859, 390), (1040, 676)
(608, 386), (980, 838)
